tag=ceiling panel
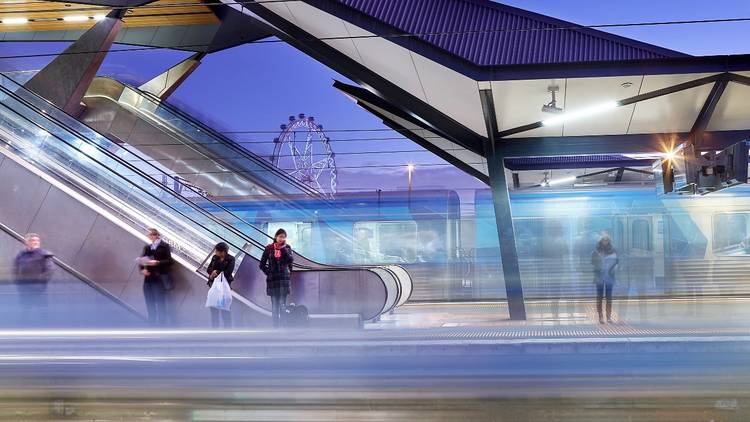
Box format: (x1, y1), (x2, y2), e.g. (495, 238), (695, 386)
(411, 52), (486, 137)
(491, 78), (566, 137)
(283, 1), (362, 63)
(0, 0), (217, 32)
(561, 75), (641, 136)
(628, 73), (716, 135)
(706, 81), (750, 131)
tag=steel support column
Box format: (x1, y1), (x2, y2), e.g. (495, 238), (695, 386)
(24, 9), (125, 116)
(479, 88), (526, 320)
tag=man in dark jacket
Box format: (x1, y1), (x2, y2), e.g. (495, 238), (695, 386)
(139, 228), (173, 326)
(13, 233), (54, 321)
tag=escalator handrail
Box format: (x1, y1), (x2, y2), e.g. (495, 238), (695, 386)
(0, 219), (147, 322)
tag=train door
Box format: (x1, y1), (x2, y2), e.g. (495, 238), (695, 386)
(617, 215), (655, 295)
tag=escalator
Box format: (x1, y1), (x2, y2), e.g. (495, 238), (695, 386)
(0, 74), (411, 326)
(82, 77), (321, 198)
(0, 219), (145, 327)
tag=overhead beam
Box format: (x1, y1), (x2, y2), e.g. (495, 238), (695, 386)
(500, 130), (750, 157)
(691, 79), (729, 148)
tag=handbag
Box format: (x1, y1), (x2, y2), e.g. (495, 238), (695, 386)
(205, 273), (232, 311)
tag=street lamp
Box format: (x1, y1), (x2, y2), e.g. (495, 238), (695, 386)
(407, 163), (415, 192)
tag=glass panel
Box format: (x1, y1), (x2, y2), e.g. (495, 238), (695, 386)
(713, 213), (748, 254)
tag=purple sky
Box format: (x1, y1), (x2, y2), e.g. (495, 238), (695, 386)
(1, 0), (749, 196)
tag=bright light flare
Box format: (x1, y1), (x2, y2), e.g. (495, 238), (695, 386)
(63, 15), (89, 22)
(1, 17), (28, 24)
(93, 14), (107, 21)
(542, 101), (619, 126)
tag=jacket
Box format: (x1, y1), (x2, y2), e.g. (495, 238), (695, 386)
(259, 243), (293, 297)
(140, 241), (173, 277)
(14, 248), (54, 284)
(207, 254), (235, 286)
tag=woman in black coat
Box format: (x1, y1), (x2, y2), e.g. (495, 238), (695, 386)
(207, 242), (235, 328)
(259, 228), (293, 328)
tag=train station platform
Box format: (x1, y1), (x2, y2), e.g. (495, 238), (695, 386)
(368, 297), (750, 340)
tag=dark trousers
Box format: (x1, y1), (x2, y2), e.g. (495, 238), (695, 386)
(271, 293), (287, 328)
(143, 278), (167, 326)
(596, 283), (614, 320)
(210, 307), (232, 328)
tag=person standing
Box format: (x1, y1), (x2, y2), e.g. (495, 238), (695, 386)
(260, 228), (294, 328)
(207, 242), (235, 328)
(591, 235), (619, 324)
(139, 228), (173, 326)
(13, 233), (54, 324)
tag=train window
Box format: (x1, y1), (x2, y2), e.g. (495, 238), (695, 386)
(354, 221), (418, 263)
(713, 213), (748, 254)
(631, 219), (651, 251)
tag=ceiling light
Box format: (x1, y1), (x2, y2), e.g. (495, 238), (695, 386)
(542, 101), (619, 127)
(63, 15), (89, 22)
(546, 175), (577, 186)
(2, 17), (28, 24)
(93, 14), (106, 21)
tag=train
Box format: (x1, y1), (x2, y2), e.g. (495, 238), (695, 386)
(209, 184), (750, 302)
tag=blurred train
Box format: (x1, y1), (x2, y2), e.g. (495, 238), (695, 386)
(211, 184), (750, 302)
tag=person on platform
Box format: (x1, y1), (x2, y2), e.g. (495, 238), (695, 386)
(260, 228), (294, 328)
(206, 242), (235, 328)
(139, 228), (173, 326)
(591, 235), (619, 324)
(13, 233), (54, 322)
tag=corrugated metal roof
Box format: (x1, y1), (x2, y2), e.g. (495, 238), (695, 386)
(335, 0), (686, 66)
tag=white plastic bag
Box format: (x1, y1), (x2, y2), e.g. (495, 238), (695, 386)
(205, 273), (232, 311)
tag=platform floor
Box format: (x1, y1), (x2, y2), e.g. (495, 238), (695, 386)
(368, 297), (750, 339)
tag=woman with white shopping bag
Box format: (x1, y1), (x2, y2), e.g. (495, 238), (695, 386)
(205, 242), (235, 328)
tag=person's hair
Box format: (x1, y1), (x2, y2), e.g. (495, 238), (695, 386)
(214, 242), (229, 253)
(274, 228), (287, 239)
(147, 228), (160, 237)
(24, 233), (40, 242)
(596, 236), (615, 255)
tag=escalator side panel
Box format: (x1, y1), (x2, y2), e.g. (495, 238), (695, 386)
(0, 149), (256, 327)
(233, 257), (388, 321)
(0, 222), (144, 327)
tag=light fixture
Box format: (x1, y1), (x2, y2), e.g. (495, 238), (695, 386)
(63, 15), (89, 22)
(546, 175), (577, 186)
(542, 101), (619, 127)
(2, 17), (29, 24)
(93, 14), (106, 21)
(541, 85), (563, 114)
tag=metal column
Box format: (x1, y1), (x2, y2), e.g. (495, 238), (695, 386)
(479, 88), (527, 320)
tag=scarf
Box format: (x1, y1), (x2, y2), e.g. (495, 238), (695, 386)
(273, 242), (285, 259)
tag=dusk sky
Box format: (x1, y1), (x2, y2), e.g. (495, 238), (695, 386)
(2, 0), (749, 196)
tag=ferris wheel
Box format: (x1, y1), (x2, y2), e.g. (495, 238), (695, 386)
(271, 114), (338, 198)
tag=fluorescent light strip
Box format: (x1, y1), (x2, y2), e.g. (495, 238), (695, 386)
(542, 101), (620, 127)
(63, 15), (89, 22)
(1, 17), (28, 24)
